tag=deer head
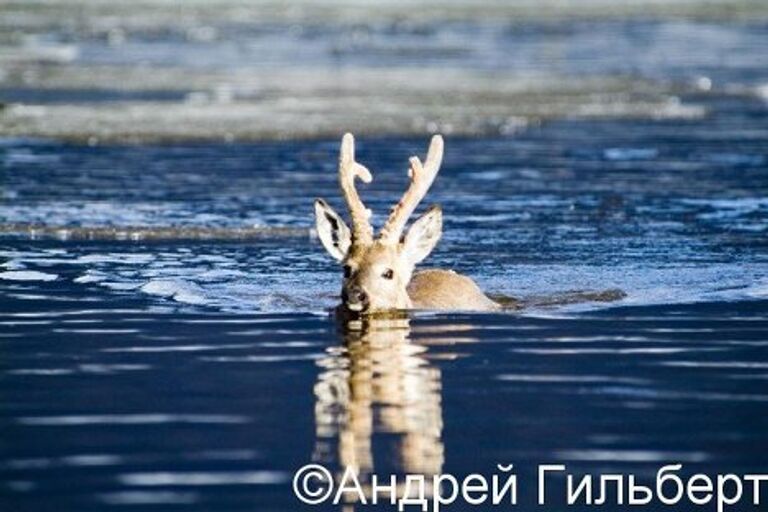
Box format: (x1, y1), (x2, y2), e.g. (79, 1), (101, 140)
(315, 133), (444, 314)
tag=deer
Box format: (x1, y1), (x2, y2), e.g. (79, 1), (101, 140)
(314, 133), (503, 315)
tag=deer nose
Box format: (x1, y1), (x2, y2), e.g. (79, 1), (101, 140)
(343, 286), (368, 311)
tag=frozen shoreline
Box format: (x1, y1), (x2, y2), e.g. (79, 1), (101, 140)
(0, 70), (706, 143)
(2, 1), (766, 142)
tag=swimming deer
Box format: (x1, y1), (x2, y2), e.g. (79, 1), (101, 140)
(314, 133), (501, 314)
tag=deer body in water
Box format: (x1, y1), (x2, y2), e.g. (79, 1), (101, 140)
(314, 133), (501, 314)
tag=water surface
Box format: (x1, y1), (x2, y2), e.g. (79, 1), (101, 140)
(2, 1), (768, 510)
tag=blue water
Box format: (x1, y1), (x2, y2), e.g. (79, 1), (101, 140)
(2, 3), (768, 511)
(3, 96), (767, 311)
(2, 103), (768, 509)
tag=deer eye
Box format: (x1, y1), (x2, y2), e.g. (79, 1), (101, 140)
(343, 265), (352, 278)
(382, 269), (394, 280)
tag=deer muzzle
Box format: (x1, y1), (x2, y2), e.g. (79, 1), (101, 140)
(342, 285), (369, 313)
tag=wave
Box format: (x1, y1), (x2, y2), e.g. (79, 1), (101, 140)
(0, 223), (308, 241)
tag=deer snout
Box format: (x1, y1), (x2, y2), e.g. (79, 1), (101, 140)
(342, 285), (369, 312)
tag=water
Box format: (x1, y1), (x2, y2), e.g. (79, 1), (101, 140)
(2, 282), (767, 510)
(2, 1), (768, 510)
(4, 2), (768, 141)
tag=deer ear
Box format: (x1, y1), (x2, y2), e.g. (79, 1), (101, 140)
(314, 199), (352, 261)
(403, 205), (442, 264)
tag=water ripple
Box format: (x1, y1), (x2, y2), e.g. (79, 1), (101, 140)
(16, 414), (251, 426)
(117, 471), (288, 486)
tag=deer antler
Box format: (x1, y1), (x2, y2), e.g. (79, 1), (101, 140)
(339, 133), (374, 244)
(379, 134), (444, 243)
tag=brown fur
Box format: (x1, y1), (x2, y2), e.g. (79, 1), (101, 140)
(408, 269), (500, 311)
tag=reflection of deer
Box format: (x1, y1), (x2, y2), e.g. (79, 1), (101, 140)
(315, 133), (501, 314)
(313, 318), (444, 484)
